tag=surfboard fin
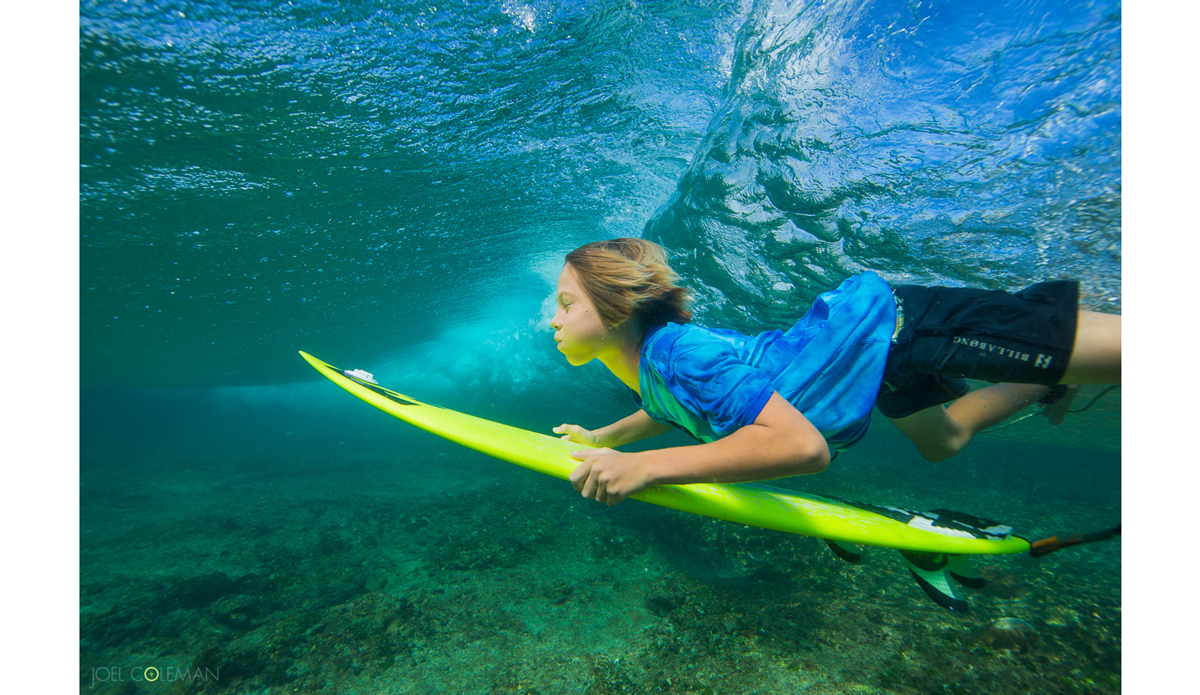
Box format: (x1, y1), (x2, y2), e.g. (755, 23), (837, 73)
(946, 554), (985, 589)
(825, 539), (863, 563)
(898, 550), (984, 612)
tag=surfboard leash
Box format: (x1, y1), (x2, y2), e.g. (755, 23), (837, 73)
(1028, 523), (1121, 557)
(983, 384), (1120, 432)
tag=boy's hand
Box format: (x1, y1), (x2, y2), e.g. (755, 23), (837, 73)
(567, 449), (652, 506)
(553, 423), (603, 447)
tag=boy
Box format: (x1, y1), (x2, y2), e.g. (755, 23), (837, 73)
(550, 238), (1120, 505)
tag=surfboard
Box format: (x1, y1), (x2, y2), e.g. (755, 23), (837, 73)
(300, 351), (1030, 558)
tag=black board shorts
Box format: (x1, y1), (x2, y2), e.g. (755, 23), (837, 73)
(875, 280), (1080, 419)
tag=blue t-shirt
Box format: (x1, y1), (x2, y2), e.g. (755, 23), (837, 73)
(633, 272), (897, 450)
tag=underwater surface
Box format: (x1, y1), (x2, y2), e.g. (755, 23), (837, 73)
(80, 0), (1121, 693)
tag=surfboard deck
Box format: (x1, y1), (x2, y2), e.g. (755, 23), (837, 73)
(300, 351), (1030, 556)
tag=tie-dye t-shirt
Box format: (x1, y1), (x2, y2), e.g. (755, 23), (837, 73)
(632, 272), (896, 450)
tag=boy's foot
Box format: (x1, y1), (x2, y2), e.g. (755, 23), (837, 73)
(1043, 385), (1080, 425)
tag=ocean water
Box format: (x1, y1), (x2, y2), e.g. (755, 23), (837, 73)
(79, 1), (1121, 694)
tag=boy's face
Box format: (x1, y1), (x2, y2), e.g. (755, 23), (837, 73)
(551, 263), (609, 366)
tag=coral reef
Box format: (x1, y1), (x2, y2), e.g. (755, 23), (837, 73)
(80, 445), (1120, 694)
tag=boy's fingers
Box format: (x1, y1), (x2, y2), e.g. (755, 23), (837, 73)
(584, 476), (602, 500)
(568, 457), (590, 491)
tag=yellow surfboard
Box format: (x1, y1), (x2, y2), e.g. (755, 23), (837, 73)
(301, 351), (1029, 557)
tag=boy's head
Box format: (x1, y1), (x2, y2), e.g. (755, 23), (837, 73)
(564, 238), (692, 328)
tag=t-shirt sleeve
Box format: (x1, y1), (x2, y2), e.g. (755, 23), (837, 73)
(664, 338), (776, 439)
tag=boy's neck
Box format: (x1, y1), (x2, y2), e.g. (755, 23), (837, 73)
(599, 321), (646, 395)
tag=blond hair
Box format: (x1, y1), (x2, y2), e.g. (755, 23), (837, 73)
(565, 238), (692, 328)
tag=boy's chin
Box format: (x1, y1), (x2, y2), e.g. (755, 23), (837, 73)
(563, 353), (593, 367)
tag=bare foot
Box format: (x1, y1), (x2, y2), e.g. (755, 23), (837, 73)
(1044, 385), (1080, 425)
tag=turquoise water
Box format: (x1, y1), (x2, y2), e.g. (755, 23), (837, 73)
(80, 1), (1121, 693)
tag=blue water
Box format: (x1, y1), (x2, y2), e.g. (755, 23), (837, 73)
(79, 1), (1121, 693)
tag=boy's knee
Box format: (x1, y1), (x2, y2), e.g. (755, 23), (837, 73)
(889, 406), (974, 463)
(914, 434), (969, 462)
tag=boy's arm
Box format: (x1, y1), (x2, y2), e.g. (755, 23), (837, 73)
(568, 392), (830, 505)
(554, 409), (673, 449)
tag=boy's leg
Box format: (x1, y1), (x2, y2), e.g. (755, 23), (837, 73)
(1061, 311), (1121, 384)
(888, 310), (1118, 461)
(887, 383), (1050, 462)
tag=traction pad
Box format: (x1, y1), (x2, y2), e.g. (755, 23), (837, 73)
(828, 498), (1016, 541)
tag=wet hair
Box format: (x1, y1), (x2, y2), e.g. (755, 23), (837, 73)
(565, 238), (692, 328)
